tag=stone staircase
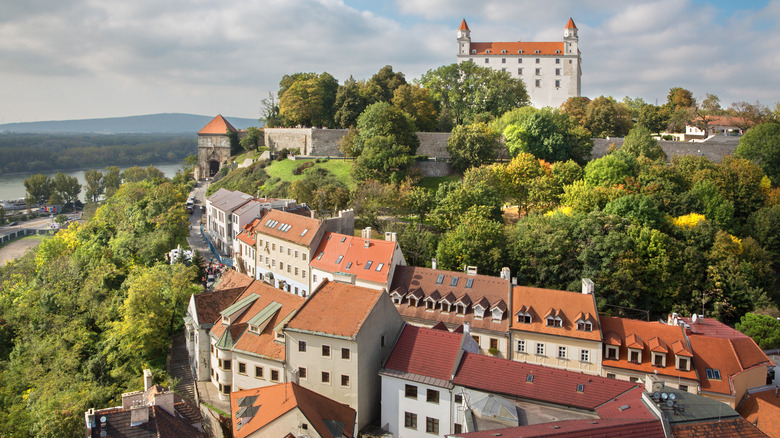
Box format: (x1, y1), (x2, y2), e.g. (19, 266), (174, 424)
(168, 329), (196, 402)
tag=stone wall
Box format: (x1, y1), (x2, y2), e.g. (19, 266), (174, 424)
(591, 137), (738, 163)
(414, 160), (453, 177)
(415, 132), (451, 158)
(310, 129), (350, 156)
(263, 128), (314, 155)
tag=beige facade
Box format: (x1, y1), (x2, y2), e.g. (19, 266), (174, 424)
(510, 331), (601, 375)
(256, 230), (320, 296)
(601, 364), (698, 393)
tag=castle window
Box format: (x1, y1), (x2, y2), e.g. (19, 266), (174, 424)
(556, 58), (560, 64)
(501, 58), (506, 63)
(472, 49), (476, 54)
(518, 49), (523, 54)
(485, 58), (489, 64)
(501, 49), (507, 54)
(535, 49), (540, 54)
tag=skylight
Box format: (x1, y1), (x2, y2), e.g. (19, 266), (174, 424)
(336, 255), (344, 264)
(705, 368), (721, 380)
(340, 236), (347, 243)
(450, 277), (459, 287)
(345, 262), (352, 269)
(364, 261), (373, 270)
(300, 228), (308, 237)
(317, 252), (324, 260)
(526, 374), (533, 383)
(576, 384), (584, 392)
(466, 278), (474, 289)
(375, 263), (384, 271)
(436, 274), (444, 284)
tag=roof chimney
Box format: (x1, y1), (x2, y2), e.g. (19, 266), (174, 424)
(130, 401), (149, 426)
(143, 369), (153, 392)
(152, 391), (175, 416)
(500, 267), (510, 280)
(463, 322), (471, 336)
(467, 266), (478, 276)
(582, 278), (594, 295)
(362, 227), (372, 238)
(431, 258), (437, 270)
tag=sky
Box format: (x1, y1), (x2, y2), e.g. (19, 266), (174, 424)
(1, 0), (779, 123)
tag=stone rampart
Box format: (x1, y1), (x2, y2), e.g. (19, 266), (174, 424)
(591, 138), (738, 163)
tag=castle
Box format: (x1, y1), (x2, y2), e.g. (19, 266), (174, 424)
(456, 18), (582, 108)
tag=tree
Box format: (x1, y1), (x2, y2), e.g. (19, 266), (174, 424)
(666, 87), (696, 110)
(391, 84), (438, 132)
(84, 169), (105, 203)
(260, 92), (283, 128)
(53, 172), (81, 207)
(239, 127), (264, 152)
(436, 206), (506, 275)
(446, 122), (500, 173)
(23, 174), (53, 206)
(560, 96), (591, 127)
(366, 65), (407, 103)
(419, 62), (529, 126)
(700, 93), (722, 113)
(603, 194), (666, 229)
(729, 101), (770, 131)
(103, 166), (121, 198)
(736, 313), (780, 350)
(503, 107), (592, 164)
(619, 125), (667, 161)
(636, 104), (670, 135)
(736, 122), (780, 186)
(584, 154), (637, 187)
(585, 96), (632, 138)
(278, 72), (339, 127)
(334, 76), (368, 129)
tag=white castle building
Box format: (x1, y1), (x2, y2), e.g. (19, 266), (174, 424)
(457, 18), (582, 109)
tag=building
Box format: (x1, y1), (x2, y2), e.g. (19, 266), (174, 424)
(236, 219), (260, 277)
(231, 382), (356, 438)
(284, 280), (405, 430)
(509, 280), (602, 375)
(208, 280), (305, 400)
(600, 316), (697, 393)
(205, 188), (256, 255)
(197, 115), (236, 179)
(388, 265), (512, 359)
(253, 208), (354, 297)
(309, 228), (406, 292)
(738, 385), (780, 438)
(184, 270), (254, 382)
(456, 18), (581, 108)
(85, 370), (204, 438)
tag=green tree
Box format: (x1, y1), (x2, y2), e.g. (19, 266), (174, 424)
(700, 93), (722, 113)
(23, 173), (54, 206)
(278, 72), (339, 127)
(447, 122), (500, 173)
(503, 107), (592, 164)
(560, 96), (590, 127)
(636, 104), (670, 135)
(666, 87), (696, 110)
(585, 96), (632, 138)
(239, 126), (264, 152)
(53, 172), (82, 207)
(729, 101), (770, 131)
(584, 154), (637, 187)
(430, 179), (503, 230)
(604, 194), (666, 229)
(391, 84), (438, 132)
(334, 76), (368, 129)
(736, 122), (780, 186)
(366, 65), (407, 103)
(736, 312), (780, 350)
(619, 125), (667, 161)
(104, 166), (121, 198)
(436, 206), (506, 275)
(84, 169), (105, 203)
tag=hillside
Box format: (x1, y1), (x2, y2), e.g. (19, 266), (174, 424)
(0, 113), (262, 134)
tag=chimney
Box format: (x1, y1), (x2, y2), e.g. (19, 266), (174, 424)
(582, 278), (594, 294)
(143, 369), (153, 392)
(362, 227), (372, 238)
(130, 401), (149, 426)
(466, 266), (478, 276)
(85, 408), (96, 431)
(463, 322), (471, 336)
(431, 258), (437, 270)
(499, 267), (510, 280)
(384, 232), (397, 242)
(152, 391), (175, 416)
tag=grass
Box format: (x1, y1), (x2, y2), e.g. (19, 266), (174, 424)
(265, 158), (355, 189)
(231, 148), (267, 164)
(202, 401), (229, 417)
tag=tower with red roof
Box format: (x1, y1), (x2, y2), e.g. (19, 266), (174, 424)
(196, 114), (237, 179)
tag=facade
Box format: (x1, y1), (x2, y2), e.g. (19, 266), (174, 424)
(456, 18), (581, 108)
(184, 270), (253, 382)
(205, 188), (255, 255)
(388, 265), (512, 359)
(235, 219), (260, 277)
(231, 382), (356, 438)
(208, 281), (305, 400)
(510, 280), (602, 375)
(197, 115), (236, 179)
(600, 316), (697, 393)
(309, 228), (407, 292)
(284, 280), (405, 430)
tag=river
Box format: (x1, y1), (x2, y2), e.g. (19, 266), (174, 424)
(0, 162), (184, 202)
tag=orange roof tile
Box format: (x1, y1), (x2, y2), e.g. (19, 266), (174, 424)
(738, 387), (780, 438)
(309, 232), (400, 285)
(198, 114), (237, 135)
(689, 334), (771, 396)
(459, 19), (469, 31)
(600, 317), (697, 381)
(565, 18), (577, 29)
(470, 41), (565, 56)
(285, 280), (388, 339)
(511, 285), (601, 341)
(254, 209), (322, 247)
(671, 417), (768, 438)
(231, 383), (355, 438)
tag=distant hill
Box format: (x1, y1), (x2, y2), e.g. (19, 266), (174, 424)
(0, 113), (263, 134)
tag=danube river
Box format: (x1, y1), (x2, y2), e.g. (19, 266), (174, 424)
(0, 162), (184, 202)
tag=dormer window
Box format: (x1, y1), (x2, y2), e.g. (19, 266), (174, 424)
(456, 304), (466, 315)
(676, 356), (689, 371)
(491, 308), (503, 322)
(546, 317), (562, 328)
(501, 49), (507, 53)
(471, 49), (476, 54)
(652, 352), (666, 367)
(486, 49), (491, 54)
(628, 349), (641, 364)
(518, 49), (523, 54)
(474, 305), (485, 319)
(409, 297), (419, 307)
(222, 316), (229, 325)
(249, 324), (260, 334)
(534, 49), (540, 54)
(516, 313), (531, 324)
(577, 321), (593, 332)
(605, 346), (618, 360)
(425, 299), (435, 310)
(274, 331), (284, 342)
(555, 49), (561, 54)
(441, 302), (451, 313)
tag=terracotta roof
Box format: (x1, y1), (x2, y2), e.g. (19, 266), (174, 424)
(384, 324), (464, 381)
(453, 352), (640, 411)
(680, 316), (751, 339)
(285, 280), (387, 339)
(237, 230), (256, 246)
(231, 383), (355, 438)
(210, 282), (304, 361)
(309, 232), (400, 285)
(459, 19), (469, 31)
(390, 266), (509, 333)
(192, 271), (253, 326)
(254, 209), (322, 247)
(198, 114), (237, 135)
(511, 286), (601, 341)
(450, 418), (664, 438)
(90, 404), (205, 438)
(600, 317), (697, 381)
(688, 334), (771, 396)
(671, 417), (769, 438)
(565, 18), (577, 29)
(595, 386), (657, 421)
(469, 41), (565, 56)
(738, 386), (780, 438)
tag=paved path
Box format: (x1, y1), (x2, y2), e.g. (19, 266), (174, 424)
(168, 330), (197, 402)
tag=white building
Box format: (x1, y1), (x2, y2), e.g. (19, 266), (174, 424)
(456, 18), (581, 108)
(206, 188), (255, 255)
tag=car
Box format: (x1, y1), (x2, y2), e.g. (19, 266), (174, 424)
(8, 221), (18, 226)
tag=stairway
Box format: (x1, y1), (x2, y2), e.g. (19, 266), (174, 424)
(168, 330), (197, 402)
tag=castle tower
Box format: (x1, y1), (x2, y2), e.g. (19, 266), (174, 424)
(457, 19), (471, 56)
(196, 115), (236, 180)
(564, 18), (578, 55)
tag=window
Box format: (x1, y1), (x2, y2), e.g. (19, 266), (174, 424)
(298, 341), (306, 352)
(455, 394), (463, 404)
(536, 343), (545, 356)
(295, 250), (299, 258)
(375, 263), (384, 271)
(450, 277), (458, 286)
(517, 313), (531, 324)
(404, 412), (417, 429)
(322, 345), (330, 357)
(270, 369), (279, 382)
(678, 357), (689, 371)
(679, 384), (689, 392)
(706, 368), (721, 380)
(336, 255), (343, 264)
(653, 353), (665, 367)
(302, 253), (307, 261)
(287, 248), (291, 256)
(222, 384), (231, 395)
(502, 58), (506, 63)
(577, 321), (593, 331)
(518, 68), (523, 75)
(313, 274), (317, 282)
(427, 389), (439, 404)
(255, 366), (264, 379)
(279, 245), (283, 253)
(555, 80), (561, 88)
(381, 335), (386, 347)
(536, 58), (540, 63)
(405, 384), (418, 399)
(535, 79), (541, 87)
(279, 262), (283, 270)
(238, 362), (246, 374)
(485, 58), (489, 64)
(630, 377), (640, 383)
(535, 68), (541, 75)
(299, 367), (307, 379)
(490, 338), (498, 350)
(606, 346), (618, 360)
(629, 350), (640, 364)
(364, 261), (373, 270)
(222, 359), (231, 370)
(535, 50), (540, 54)
(321, 371), (330, 383)
(607, 373), (616, 379)
(426, 417), (439, 434)
(454, 424), (462, 434)
(436, 274), (444, 284)
(546, 317), (562, 328)
(316, 252), (324, 260)
(518, 50), (523, 55)
(346, 262), (352, 269)
(581, 349), (590, 362)
(272, 243), (275, 251)
(465, 278), (473, 288)
(517, 340), (526, 353)
(287, 265), (291, 273)
(558, 346), (567, 359)
(295, 267), (299, 276)
(472, 335), (480, 345)
(342, 348), (350, 360)
(556, 58), (560, 64)
(555, 68), (561, 76)
(302, 270), (306, 278)
(341, 375), (350, 387)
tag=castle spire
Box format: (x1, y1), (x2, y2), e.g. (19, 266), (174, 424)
(459, 19), (469, 31)
(565, 18), (577, 29)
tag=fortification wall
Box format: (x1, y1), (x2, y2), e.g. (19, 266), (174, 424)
(591, 138), (738, 163)
(416, 132), (451, 158)
(263, 128), (314, 155)
(310, 129), (350, 156)
(414, 161), (453, 177)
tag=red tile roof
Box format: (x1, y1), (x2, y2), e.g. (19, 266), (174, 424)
(671, 417), (769, 438)
(231, 383), (355, 438)
(595, 386), (657, 420)
(309, 232), (399, 285)
(254, 209), (322, 247)
(738, 386), (780, 438)
(198, 114), (237, 135)
(451, 418), (664, 438)
(459, 19), (469, 31)
(681, 316), (750, 339)
(688, 334), (771, 396)
(384, 324), (464, 381)
(285, 280), (387, 339)
(565, 18), (577, 29)
(193, 271), (253, 326)
(511, 286), (601, 341)
(389, 266), (509, 333)
(453, 352), (640, 411)
(469, 41), (565, 56)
